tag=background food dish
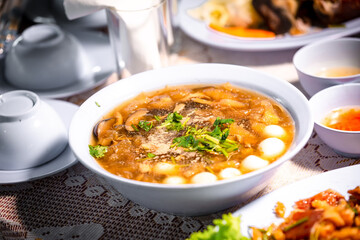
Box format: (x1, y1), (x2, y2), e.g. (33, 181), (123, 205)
(0, 99), (78, 184)
(179, 0), (360, 51)
(234, 164), (360, 237)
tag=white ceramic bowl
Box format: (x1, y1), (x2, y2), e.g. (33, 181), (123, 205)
(69, 64), (313, 216)
(309, 83), (360, 157)
(4, 24), (92, 90)
(0, 90), (68, 170)
(293, 38), (360, 97)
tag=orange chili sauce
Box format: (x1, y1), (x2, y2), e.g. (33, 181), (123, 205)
(321, 106), (360, 131)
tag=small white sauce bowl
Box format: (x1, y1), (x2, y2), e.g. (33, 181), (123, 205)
(293, 38), (360, 97)
(4, 24), (92, 90)
(0, 90), (68, 170)
(309, 83), (360, 157)
(69, 64), (313, 216)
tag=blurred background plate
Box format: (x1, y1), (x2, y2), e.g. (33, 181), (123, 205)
(179, 0), (360, 51)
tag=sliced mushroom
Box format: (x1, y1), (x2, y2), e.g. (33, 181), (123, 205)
(125, 109), (149, 131)
(93, 118), (115, 138)
(114, 112), (123, 126)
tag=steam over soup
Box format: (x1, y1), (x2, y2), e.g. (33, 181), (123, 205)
(89, 83), (294, 184)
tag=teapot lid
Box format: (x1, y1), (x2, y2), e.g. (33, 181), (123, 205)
(0, 90), (39, 121)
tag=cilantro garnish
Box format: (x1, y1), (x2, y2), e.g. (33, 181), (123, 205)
(137, 152), (156, 161)
(131, 124), (139, 132)
(138, 120), (153, 132)
(171, 118), (238, 157)
(154, 115), (161, 122)
(213, 117), (235, 127)
(89, 145), (108, 158)
(187, 213), (249, 240)
(158, 112), (187, 131)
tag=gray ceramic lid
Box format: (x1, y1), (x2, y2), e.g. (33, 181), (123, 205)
(0, 90), (39, 121)
(21, 24), (64, 47)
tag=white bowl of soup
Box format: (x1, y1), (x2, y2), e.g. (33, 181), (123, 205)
(293, 38), (360, 97)
(309, 83), (360, 158)
(69, 64), (313, 216)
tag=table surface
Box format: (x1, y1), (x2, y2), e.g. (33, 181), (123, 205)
(1, 28), (360, 240)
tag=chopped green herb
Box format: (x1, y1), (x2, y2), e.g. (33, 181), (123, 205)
(171, 118), (238, 157)
(213, 117), (234, 127)
(172, 135), (198, 149)
(89, 145), (108, 158)
(131, 124), (139, 132)
(158, 112), (185, 131)
(138, 120), (153, 132)
(283, 217), (309, 232)
(95, 101), (101, 107)
(147, 153), (156, 158)
(187, 213), (249, 240)
(154, 115), (161, 122)
(353, 207), (358, 215)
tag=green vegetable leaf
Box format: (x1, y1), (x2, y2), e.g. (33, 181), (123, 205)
(283, 217), (309, 232)
(131, 124), (139, 132)
(173, 135), (198, 149)
(213, 117), (234, 127)
(138, 120), (153, 132)
(89, 145), (108, 158)
(159, 112), (185, 131)
(147, 153), (156, 158)
(171, 118), (238, 157)
(187, 213), (250, 240)
(209, 126), (222, 139)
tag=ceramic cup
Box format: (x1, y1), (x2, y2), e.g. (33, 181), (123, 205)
(0, 90), (68, 170)
(4, 24), (92, 90)
(293, 38), (360, 97)
(309, 83), (360, 158)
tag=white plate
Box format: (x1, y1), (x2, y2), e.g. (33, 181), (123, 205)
(179, 0), (360, 51)
(234, 164), (360, 237)
(0, 30), (116, 98)
(0, 99), (79, 184)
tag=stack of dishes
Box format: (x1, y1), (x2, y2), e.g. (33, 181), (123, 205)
(0, 20), (115, 183)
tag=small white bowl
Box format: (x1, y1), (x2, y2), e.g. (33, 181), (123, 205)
(0, 90), (68, 170)
(309, 83), (360, 157)
(293, 38), (360, 97)
(69, 64), (313, 216)
(4, 24), (92, 90)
